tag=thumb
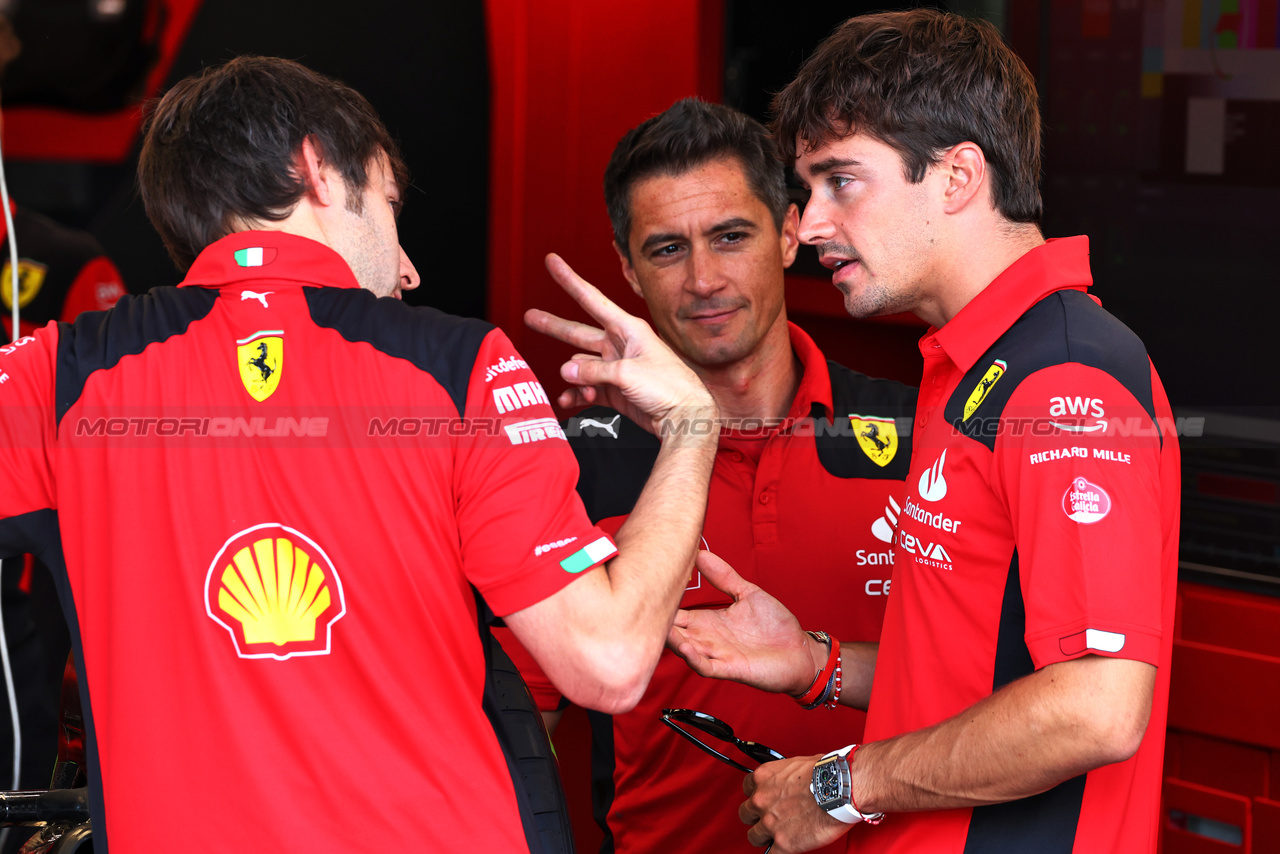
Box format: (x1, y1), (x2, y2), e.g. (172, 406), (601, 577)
(696, 550), (755, 601)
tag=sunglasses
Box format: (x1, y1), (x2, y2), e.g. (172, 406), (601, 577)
(660, 708), (786, 774)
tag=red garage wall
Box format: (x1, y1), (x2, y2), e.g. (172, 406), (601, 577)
(485, 0), (726, 398)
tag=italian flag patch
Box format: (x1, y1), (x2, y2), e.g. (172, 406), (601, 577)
(559, 537), (617, 574)
(234, 247), (278, 267)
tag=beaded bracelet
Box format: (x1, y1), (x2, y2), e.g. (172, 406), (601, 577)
(794, 631), (841, 709)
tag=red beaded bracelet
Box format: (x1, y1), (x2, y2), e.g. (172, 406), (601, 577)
(848, 745), (885, 825)
(794, 632), (840, 708)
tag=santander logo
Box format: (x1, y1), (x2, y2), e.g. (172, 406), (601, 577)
(918, 450), (949, 502)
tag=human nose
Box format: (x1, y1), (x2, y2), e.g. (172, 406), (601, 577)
(797, 196), (836, 246)
(399, 246), (420, 292)
(687, 245), (725, 297)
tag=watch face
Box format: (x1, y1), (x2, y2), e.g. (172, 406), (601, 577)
(813, 760), (842, 805)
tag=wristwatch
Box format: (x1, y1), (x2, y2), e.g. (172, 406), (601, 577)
(810, 745), (885, 825)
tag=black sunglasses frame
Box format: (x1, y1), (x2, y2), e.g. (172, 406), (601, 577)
(660, 708), (785, 774)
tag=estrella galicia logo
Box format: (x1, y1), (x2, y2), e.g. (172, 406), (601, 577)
(917, 450), (948, 502)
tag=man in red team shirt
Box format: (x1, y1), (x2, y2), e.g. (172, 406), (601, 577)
(503, 98), (915, 854)
(0, 56), (720, 853)
(669, 10), (1180, 854)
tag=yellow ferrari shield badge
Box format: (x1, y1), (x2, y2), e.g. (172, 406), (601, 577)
(237, 331), (284, 402)
(849, 414), (898, 467)
(963, 358), (1007, 421)
(0, 260), (48, 310)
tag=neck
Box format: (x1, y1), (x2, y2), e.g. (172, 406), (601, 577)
(692, 320), (802, 424)
(916, 220), (1045, 328)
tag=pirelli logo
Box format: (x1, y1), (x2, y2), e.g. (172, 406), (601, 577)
(505, 417), (566, 445)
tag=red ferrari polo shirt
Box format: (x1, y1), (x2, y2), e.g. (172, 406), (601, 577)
(505, 323), (917, 854)
(0, 231), (614, 853)
(858, 237), (1180, 854)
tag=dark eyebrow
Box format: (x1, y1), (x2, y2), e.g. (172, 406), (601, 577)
(639, 217), (759, 253)
(706, 217), (757, 236)
(801, 157), (862, 179)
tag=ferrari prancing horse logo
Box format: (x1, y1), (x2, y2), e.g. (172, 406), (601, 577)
(237, 330), (283, 402)
(849, 413), (898, 467)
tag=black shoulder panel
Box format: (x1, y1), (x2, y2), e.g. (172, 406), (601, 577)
(564, 406), (658, 523)
(945, 290), (1156, 452)
(813, 361), (917, 480)
(305, 288), (494, 417)
(55, 287), (219, 426)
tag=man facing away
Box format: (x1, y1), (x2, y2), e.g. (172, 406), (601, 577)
(670, 10), (1181, 854)
(0, 56), (723, 853)
(502, 98), (916, 854)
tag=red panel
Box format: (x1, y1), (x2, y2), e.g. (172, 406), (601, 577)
(1195, 472), (1279, 506)
(1255, 797), (1280, 851)
(552, 705), (603, 853)
(1, 0), (204, 163)
(1177, 584), (1280, 656)
(1176, 733), (1269, 798)
(485, 0), (718, 410)
(1169, 640), (1280, 750)
(1162, 778), (1250, 853)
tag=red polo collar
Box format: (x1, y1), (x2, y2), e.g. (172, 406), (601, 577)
(928, 236), (1094, 373)
(179, 230), (361, 290)
(786, 321), (835, 422)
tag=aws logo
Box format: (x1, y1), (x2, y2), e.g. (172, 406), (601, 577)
(1049, 396), (1105, 418)
(205, 524), (346, 660)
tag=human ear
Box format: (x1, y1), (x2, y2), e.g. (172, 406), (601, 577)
(941, 142), (987, 214)
(613, 241), (644, 298)
(296, 135), (338, 207)
(779, 203), (801, 269)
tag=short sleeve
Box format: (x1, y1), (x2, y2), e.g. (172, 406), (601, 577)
(995, 362), (1165, 670)
(452, 329), (615, 616)
(0, 323), (60, 556)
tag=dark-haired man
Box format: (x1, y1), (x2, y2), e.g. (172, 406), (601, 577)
(670, 10), (1180, 854)
(0, 56), (721, 853)
(503, 97), (915, 854)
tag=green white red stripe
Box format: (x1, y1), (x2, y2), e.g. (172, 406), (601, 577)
(234, 247), (277, 267)
(559, 536), (616, 574)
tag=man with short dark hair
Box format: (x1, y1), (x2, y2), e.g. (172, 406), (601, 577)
(505, 97), (915, 854)
(0, 56), (721, 853)
(670, 10), (1180, 854)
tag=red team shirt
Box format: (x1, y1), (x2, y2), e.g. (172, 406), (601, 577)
(859, 238), (1180, 854)
(0, 231), (615, 853)
(507, 324), (916, 854)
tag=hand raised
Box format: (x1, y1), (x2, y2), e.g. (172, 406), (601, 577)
(525, 254), (716, 436)
(667, 551), (817, 695)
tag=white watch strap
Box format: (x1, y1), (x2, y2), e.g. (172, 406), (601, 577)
(815, 744), (879, 824)
(825, 801), (865, 824)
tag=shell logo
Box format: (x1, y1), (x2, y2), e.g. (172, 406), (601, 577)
(205, 524), (346, 660)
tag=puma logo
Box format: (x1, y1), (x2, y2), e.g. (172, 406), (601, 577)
(579, 414), (621, 439)
(241, 290), (273, 308)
